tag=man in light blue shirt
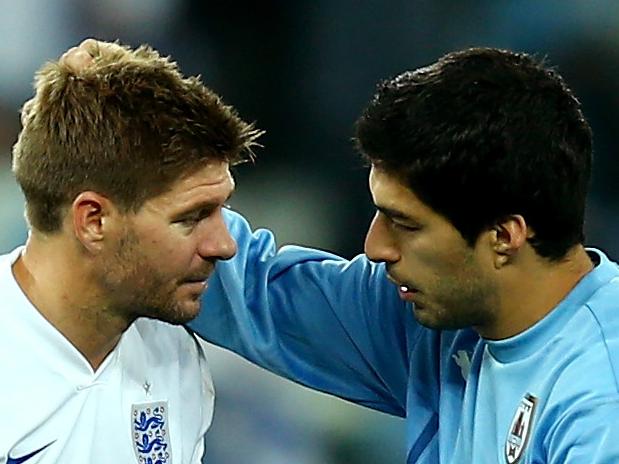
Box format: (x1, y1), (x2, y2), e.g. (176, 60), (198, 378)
(192, 48), (619, 463)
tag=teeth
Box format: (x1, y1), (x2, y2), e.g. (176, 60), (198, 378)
(400, 285), (410, 293)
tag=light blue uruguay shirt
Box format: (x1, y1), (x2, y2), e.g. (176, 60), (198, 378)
(190, 210), (619, 463)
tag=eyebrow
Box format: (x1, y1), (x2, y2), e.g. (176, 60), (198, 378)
(375, 205), (419, 223)
(177, 189), (235, 216)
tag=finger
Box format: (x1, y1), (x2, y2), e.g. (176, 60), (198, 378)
(80, 38), (125, 58)
(78, 38), (101, 57)
(20, 98), (34, 127)
(61, 47), (94, 72)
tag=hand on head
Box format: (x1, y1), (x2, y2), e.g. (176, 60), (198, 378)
(59, 38), (124, 73)
(20, 39), (107, 126)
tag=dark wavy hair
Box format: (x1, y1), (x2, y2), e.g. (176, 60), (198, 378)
(355, 48), (592, 260)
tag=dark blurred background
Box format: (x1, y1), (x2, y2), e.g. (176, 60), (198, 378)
(1, 1), (618, 463)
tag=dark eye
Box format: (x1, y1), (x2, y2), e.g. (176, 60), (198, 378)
(173, 214), (200, 228)
(392, 221), (419, 232)
(175, 219), (197, 230)
(173, 205), (218, 229)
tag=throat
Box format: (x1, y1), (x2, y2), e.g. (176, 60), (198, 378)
(64, 309), (129, 370)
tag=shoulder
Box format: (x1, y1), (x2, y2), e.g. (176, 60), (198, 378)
(542, 280), (619, 403)
(0, 248), (34, 334)
(0, 250), (16, 266)
(579, 274), (619, 393)
(126, 319), (213, 395)
(542, 394), (619, 462)
(548, 251), (619, 395)
(536, 273), (619, 450)
(0, 248), (23, 285)
(130, 319), (208, 367)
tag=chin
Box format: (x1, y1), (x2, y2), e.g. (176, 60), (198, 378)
(168, 297), (202, 324)
(180, 299), (202, 321)
(150, 287), (204, 325)
(413, 314), (443, 330)
(141, 298), (201, 326)
(413, 305), (463, 331)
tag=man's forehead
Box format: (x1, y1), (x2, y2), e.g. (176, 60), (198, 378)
(151, 162), (234, 206)
(369, 166), (412, 199)
(174, 161), (233, 189)
(368, 166), (432, 219)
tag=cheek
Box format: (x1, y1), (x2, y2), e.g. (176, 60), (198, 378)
(438, 256), (489, 303)
(159, 246), (195, 274)
(400, 235), (449, 275)
(400, 234), (476, 291)
(151, 230), (195, 259)
(132, 241), (185, 282)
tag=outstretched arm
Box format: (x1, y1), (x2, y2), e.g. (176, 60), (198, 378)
(190, 210), (421, 416)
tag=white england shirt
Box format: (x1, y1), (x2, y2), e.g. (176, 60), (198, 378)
(0, 248), (215, 464)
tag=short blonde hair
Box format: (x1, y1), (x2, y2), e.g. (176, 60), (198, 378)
(13, 42), (262, 232)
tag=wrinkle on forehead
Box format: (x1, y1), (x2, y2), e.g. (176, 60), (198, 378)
(174, 161), (233, 188)
(146, 161), (234, 211)
(176, 161), (232, 189)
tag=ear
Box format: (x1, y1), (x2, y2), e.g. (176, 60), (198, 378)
(70, 191), (117, 253)
(489, 215), (533, 269)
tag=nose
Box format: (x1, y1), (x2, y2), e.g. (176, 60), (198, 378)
(364, 212), (400, 264)
(197, 212), (238, 261)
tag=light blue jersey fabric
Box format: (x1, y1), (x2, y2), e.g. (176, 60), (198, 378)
(190, 210), (619, 463)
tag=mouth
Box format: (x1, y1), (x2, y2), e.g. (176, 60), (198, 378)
(387, 273), (420, 302)
(183, 266), (213, 284)
(398, 286), (420, 304)
(184, 276), (209, 283)
(180, 274), (211, 292)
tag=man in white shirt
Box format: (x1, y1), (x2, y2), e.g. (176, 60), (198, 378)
(1, 39), (261, 463)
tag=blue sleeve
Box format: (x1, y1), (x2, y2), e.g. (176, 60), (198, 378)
(189, 210), (419, 416)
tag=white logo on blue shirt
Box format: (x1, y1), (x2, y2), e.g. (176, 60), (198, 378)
(452, 350), (471, 381)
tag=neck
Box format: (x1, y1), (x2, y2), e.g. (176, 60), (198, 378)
(477, 245), (594, 340)
(12, 234), (131, 370)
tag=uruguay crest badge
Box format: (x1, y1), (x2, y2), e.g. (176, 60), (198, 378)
(132, 401), (172, 464)
(505, 394), (537, 464)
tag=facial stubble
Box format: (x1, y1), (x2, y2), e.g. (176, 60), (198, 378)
(101, 228), (201, 326)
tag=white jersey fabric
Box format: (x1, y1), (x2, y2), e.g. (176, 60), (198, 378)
(0, 248), (214, 464)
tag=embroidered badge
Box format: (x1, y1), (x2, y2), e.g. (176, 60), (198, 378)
(132, 401), (172, 464)
(505, 394), (537, 464)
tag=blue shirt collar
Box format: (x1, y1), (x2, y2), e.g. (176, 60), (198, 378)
(485, 248), (619, 363)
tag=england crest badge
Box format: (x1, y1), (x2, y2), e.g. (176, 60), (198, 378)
(505, 394), (537, 464)
(132, 401), (172, 464)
